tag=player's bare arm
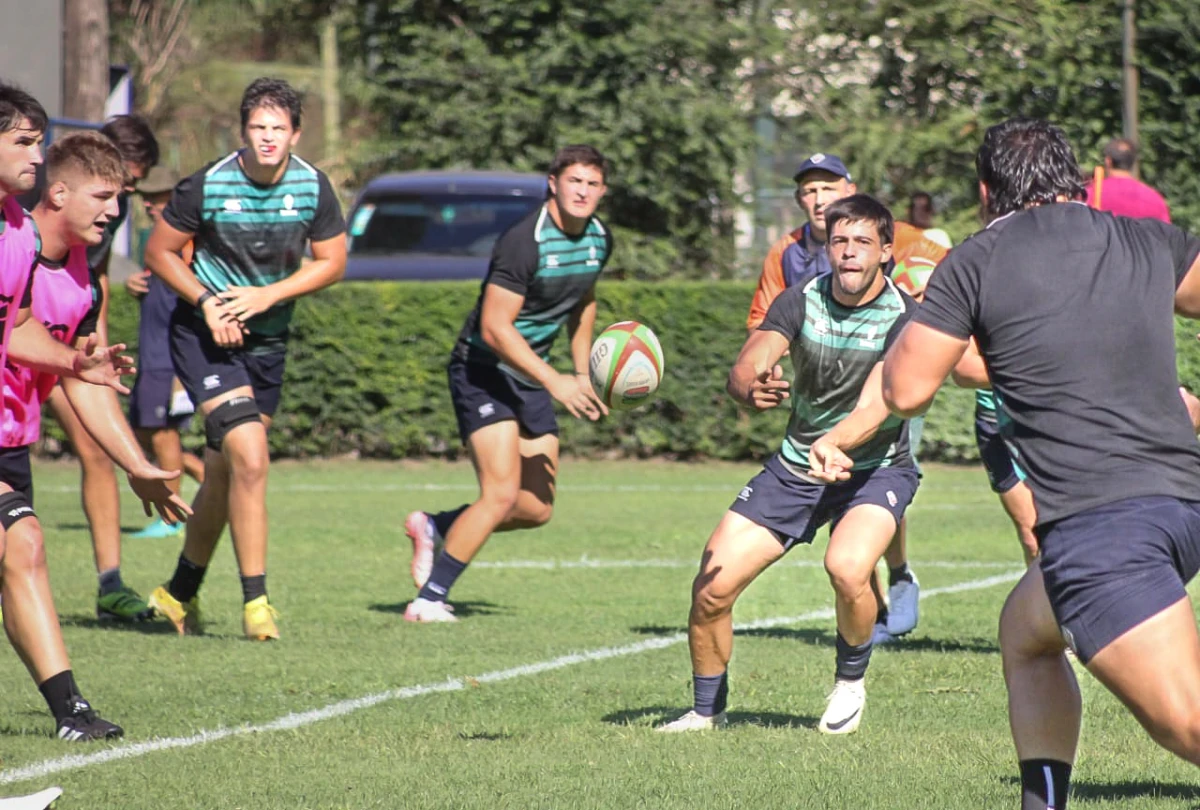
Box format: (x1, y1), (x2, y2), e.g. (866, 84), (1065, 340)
(480, 282), (601, 420)
(882, 321), (969, 418)
(9, 309), (134, 393)
(59, 370), (192, 524)
(220, 232), (348, 322)
(565, 288), (608, 416)
(809, 362), (891, 482)
(146, 218), (244, 348)
(950, 337), (991, 388)
(1173, 251), (1200, 317)
(727, 328), (790, 410)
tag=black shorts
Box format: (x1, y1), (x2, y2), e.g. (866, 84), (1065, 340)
(728, 455), (919, 550)
(170, 306), (287, 416)
(975, 416), (1021, 494)
(1037, 496), (1200, 663)
(447, 359), (558, 444)
(0, 446), (34, 505)
(128, 370), (192, 430)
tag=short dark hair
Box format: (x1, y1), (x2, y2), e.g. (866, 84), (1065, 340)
(1102, 137), (1137, 172)
(976, 117), (1085, 217)
(100, 114), (159, 170)
(548, 145), (608, 182)
(46, 130), (126, 189)
(0, 82), (47, 136)
(824, 193), (894, 245)
(240, 77), (303, 130)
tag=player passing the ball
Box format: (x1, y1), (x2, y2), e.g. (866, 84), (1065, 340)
(883, 117), (1200, 809)
(403, 145), (613, 622)
(659, 194), (919, 734)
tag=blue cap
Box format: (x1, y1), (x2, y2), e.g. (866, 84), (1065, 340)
(793, 153), (852, 182)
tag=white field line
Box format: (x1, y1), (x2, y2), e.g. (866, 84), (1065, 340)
(472, 558), (1019, 571)
(0, 569), (1022, 786)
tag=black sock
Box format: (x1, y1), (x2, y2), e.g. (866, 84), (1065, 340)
(888, 563), (913, 587)
(692, 671), (728, 716)
(417, 552), (467, 602)
(431, 505), (467, 539)
(834, 632), (874, 681)
(38, 670), (80, 722)
(167, 554), (207, 603)
(240, 574), (267, 603)
(97, 568), (123, 596)
(1019, 759), (1072, 809)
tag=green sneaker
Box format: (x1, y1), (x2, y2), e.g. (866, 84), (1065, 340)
(96, 586), (154, 622)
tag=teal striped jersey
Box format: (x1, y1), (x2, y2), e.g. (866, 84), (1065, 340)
(162, 151), (345, 349)
(759, 275), (917, 475)
(453, 204), (613, 384)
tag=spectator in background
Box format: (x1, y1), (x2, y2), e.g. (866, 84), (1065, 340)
(124, 165), (205, 539)
(1086, 137), (1170, 222)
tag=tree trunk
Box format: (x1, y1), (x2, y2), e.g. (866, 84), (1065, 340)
(63, 0), (110, 122)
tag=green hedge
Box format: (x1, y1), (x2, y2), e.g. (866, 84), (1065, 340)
(101, 282), (1200, 462)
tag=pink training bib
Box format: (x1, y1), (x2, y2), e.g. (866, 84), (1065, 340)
(2, 245), (93, 447)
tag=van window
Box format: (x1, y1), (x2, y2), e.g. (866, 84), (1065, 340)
(349, 195), (540, 257)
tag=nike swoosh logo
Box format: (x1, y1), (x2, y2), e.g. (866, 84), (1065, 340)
(825, 708), (860, 731)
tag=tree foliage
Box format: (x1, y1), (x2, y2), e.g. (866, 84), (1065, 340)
(341, 0), (755, 279)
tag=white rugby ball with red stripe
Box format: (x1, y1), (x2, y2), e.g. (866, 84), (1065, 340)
(588, 321), (665, 410)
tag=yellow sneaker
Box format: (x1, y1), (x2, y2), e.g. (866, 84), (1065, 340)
(148, 585), (202, 635)
(243, 596), (280, 641)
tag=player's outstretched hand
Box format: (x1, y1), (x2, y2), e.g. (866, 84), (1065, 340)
(808, 435), (853, 482)
(748, 364), (790, 411)
(548, 372), (608, 421)
(127, 465), (193, 524)
(220, 286), (279, 323)
(125, 270), (150, 297)
(72, 334), (135, 394)
(201, 294), (247, 348)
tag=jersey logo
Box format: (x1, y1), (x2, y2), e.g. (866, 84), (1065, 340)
(203, 374), (221, 390)
(223, 199), (242, 212)
(812, 318), (829, 336)
(587, 245), (599, 267)
(546, 255), (560, 268)
(737, 485), (753, 502)
(281, 193), (299, 217)
(478, 403), (496, 418)
(859, 325), (879, 348)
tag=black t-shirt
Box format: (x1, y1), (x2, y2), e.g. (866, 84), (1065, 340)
(917, 202), (1200, 525)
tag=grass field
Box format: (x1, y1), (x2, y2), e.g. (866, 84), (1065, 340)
(0, 459), (1197, 809)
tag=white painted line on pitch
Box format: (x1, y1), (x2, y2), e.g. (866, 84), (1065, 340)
(0, 569), (1021, 786)
(473, 557), (1020, 571)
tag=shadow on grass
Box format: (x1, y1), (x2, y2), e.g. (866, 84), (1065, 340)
(0, 711), (55, 738)
(54, 521), (152, 535)
(630, 624), (998, 655)
(1000, 777), (1200, 804)
(59, 614), (180, 635)
(368, 600), (507, 618)
(457, 731), (513, 742)
(603, 705), (818, 730)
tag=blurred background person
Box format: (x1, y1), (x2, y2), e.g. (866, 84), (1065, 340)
(1086, 137), (1170, 222)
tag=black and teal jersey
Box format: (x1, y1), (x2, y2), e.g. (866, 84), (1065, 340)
(452, 203), (613, 384)
(162, 151), (345, 346)
(759, 275), (916, 475)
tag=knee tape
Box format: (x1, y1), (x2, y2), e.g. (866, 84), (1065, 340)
(204, 396), (262, 451)
(0, 491), (36, 530)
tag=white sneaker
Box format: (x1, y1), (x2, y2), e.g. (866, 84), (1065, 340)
(818, 678), (866, 735)
(403, 597), (457, 623)
(871, 622), (896, 645)
(405, 511), (441, 589)
(656, 710), (728, 733)
(886, 574), (920, 636)
(0, 787), (64, 810)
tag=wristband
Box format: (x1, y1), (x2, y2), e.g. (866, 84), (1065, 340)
(574, 371), (589, 377)
(196, 290), (217, 308)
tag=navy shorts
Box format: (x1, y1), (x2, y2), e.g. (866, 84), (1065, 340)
(1037, 496), (1200, 663)
(447, 359), (558, 444)
(0, 446), (34, 505)
(170, 306), (287, 416)
(975, 416), (1021, 493)
(128, 370), (191, 430)
(729, 455), (919, 550)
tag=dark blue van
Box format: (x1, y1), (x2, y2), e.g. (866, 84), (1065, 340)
(344, 170), (547, 281)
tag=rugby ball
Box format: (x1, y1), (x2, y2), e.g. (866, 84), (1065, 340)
(589, 321), (664, 410)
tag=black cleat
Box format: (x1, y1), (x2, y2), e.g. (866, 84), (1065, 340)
(56, 697), (123, 742)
